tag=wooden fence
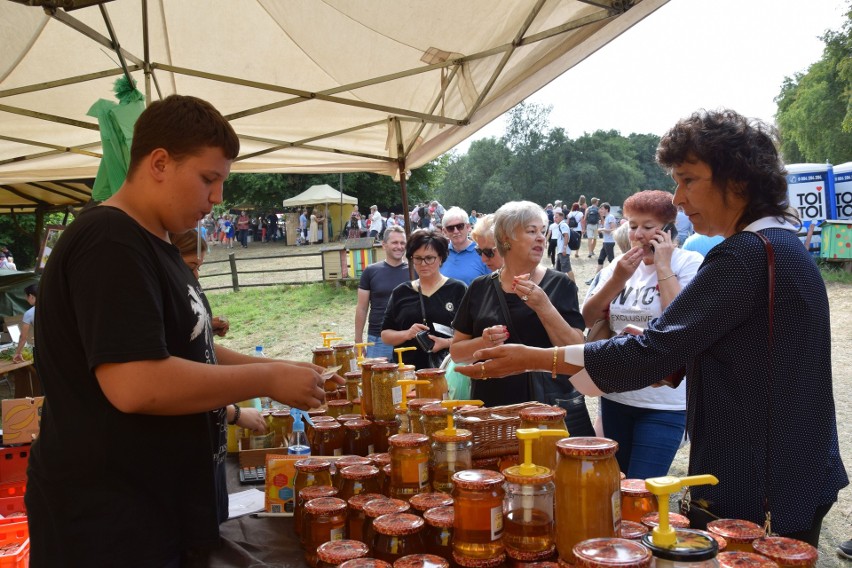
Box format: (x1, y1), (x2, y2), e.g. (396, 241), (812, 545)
(199, 251), (325, 292)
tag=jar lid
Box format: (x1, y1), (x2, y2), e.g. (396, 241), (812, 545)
(332, 342), (355, 350)
(752, 536), (818, 566)
(452, 469), (505, 490)
(348, 493), (387, 512)
(372, 362), (400, 373)
(409, 492), (454, 512)
(338, 413), (364, 423)
(472, 456), (500, 468)
(522, 563), (559, 568)
(317, 539), (370, 563)
(312, 415), (338, 424)
(503, 464), (554, 485)
(308, 409), (328, 417)
(340, 464), (380, 480)
(556, 436), (618, 457)
(392, 554), (450, 568)
(420, 403), (449, 417)
(340, 559), (392, 568)
(294, 457), (332, 472)
(312, 346), (334, 354)
(573, 537), (652, 568)
(367, 452), (391, 467)
(344, 418), (373, 430)
(328, 399), (353, 408)
(506, 544), (556, 562)
(620, 479), (652, 497)
(336, 455), (372, 469)
(717, 551), (779, 567)
(313, 421), (342, 431)
(640, 511), (689, 529)
(641, 529), (719, 562)
(383, 463), (392, 474)
(415, 368), (446, 378)
(364, 497), (410, 518)
(299, 484), (339, 500)
(619, 520), (649, 540)
(423, 505), (454, 528)
(373, 417), (402, 427)
(360, 358), (388, 370)
(344, 371), (362, 379)
(706, 519), (764, 543)
(389, 433), (430, 448)
(408, 398), (441, 411)
(519, 405), (566, 422)
(452, 552), (506, 568)
(432, 429), (472, 443)
(271, 410), (291, 418)
(373, 512), (425, 536)
(692, 529), (728, 552)
(304, 496), (347, 515)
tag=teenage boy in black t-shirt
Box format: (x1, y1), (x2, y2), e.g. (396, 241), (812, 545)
(27, 95), (341, 568)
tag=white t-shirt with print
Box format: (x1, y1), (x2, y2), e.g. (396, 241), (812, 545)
(584, 247), (704, 410)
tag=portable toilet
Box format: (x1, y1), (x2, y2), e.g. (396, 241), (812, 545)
(786, 163), (833, 253)
(820, 162), (852, 261)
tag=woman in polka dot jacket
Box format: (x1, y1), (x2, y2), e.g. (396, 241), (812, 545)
(460, 109), (847, 546)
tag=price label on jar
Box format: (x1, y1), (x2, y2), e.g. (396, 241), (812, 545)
(392, 386), (403, 406)
(418, 461), (429, 487)
(330, 527), (345, 541)
(611, 490), (622, 532)
(490, 505), (504, 540)
(349, 358), (358, 373)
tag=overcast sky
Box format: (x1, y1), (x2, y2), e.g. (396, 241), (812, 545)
(453, 0), (847, 152)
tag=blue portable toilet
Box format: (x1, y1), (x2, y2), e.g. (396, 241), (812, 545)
(786, 163), (833, 253)
(833, 162), (852, 221)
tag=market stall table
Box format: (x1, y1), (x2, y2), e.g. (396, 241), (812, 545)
(0, 359), (39, 398)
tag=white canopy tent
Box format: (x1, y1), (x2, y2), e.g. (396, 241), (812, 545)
(283, 184), (357, 240)
(0, 0), (668, 218)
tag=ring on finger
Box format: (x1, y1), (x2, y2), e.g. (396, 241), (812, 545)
(521, 294), (529, 301)
(480, 362), (486, 379)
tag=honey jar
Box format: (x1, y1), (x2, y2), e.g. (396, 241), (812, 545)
(303, 497), (348, 567)
(299, 485), (341, 547)
(338, 464), (382, 503)
(339, 413), (364, 423)
(414, 368), (449, 401)
(422, 505), (454, 560)
(313, 346), (336, 369)
(372, 419), (401, 453)
(451, 469), (506, 564)
(344, 371), (363, 402)
(270, 409), (292, 448)
(334, 456), (373, 488)
(382, 463), (393, 496)
(409, 492), (453, 517)
(393, 554), (450, 568)
(752, 537), (816, 568)
(359, 358), (388, 418)
(395, 379), (430, 433)
(372, 363), (403, 421)
(430, 429), (473, 494)
(389, 433), (431, 500)
(293, 458), (334, 538)
(347, 492), (386, 544)
(372, 512), (427, 564)
(621, 478), (658, 523)
(312, 420), (346, 456)
(554, 437), (621, 565)
(307, 415), (338, 445)
(317, 539), (370, 568)
(334, 342), (359, 374)
(693, 530), (728, 553)
(572, 537), (652, 568)
(328, 399), (354, 419)
(363, 498), (411, 550)
(706, 520), (763, 553)
(472, 457), (501, 472)
(519, 405), (568, 472)
(619, 520), (649, 541)
(343, 418), (374, 456)
(419, 403), (449, 440)
(407, 399), (441, 435)
(716, 551), (778, 567)
(340, 560), (392, 568)
(641, 511), (690, 530)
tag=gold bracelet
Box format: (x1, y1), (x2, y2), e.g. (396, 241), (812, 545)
(658, 272), (677, 282)
(552, 346), (559, 379)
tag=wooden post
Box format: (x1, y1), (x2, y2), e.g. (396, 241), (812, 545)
(229, 252), (240, 292)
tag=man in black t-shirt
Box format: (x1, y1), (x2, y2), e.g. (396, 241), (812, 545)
(27, 96), (338, 568)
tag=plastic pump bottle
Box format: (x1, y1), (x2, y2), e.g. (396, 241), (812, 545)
(287, 409), (313, 455)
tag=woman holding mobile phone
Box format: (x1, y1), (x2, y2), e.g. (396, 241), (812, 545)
(582, 190), (703, 478)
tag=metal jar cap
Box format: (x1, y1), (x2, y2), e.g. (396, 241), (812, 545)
(294, 457), (332, 472)
(422, 504), (454, 528)
(340, 464), (380, 480)
(372, 512), (425, 536)
(409, 492), (453, 513)
(317, 539), (369, 564)
(389, 433), (430, 448)
(641, 529), (719, 562)
(556, 436), (618, 457)
(451, 469), (505, 490)
(573, 537), (652, 568)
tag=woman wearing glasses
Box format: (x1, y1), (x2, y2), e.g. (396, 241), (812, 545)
(381, 230), (467, 370)
(470, 214), (503, 272)
(450, 202), (594, 434)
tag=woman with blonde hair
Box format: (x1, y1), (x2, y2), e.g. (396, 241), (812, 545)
(469, 214), (503, 272)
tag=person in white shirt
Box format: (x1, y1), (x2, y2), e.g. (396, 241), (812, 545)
(369, 205), (383, 240)
(546, 214), (560, 266)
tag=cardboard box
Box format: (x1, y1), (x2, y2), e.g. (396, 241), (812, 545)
(2, 397), (43, 445)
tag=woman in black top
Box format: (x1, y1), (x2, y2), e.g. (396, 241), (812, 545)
(381, 230), (466, 370)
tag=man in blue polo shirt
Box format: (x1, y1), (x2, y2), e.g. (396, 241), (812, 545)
(439, 206), (488, 285)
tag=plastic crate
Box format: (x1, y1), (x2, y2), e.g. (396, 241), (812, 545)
(0, 497), (24, 518)
(0, 482), (25, 499)
(0, 523), (28, 568)
(0, 448), (29, 484)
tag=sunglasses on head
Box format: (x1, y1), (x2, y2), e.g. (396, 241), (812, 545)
(475, 247), (497, 258)
(444, 222), (466, 233)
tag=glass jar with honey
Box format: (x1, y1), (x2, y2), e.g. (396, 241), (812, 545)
(339, 560), (392, 568)
(344, 371), (362, 402)
(414, 368), (449, 401)
(393, 554), (450, 568)
(621, 478), (658, 523)
(293, 458), (334, 538)
(407, 399), (440, 435)
(298, 485), (340, 548)
(394, 379), (430, 433)
(409, 492), (453, 518)
(422, 505), (454, 560)
(344, 418), (375, 456)
(641, 511), (690, 531)
(347, 493), (386, 545)
(363, 498), (411, 550)
(359, 357), (388, 419)
(371, 363), (402, 421)
(554, 437), (621, 565)
(518, 405), (567, 472)
(419, 403), (449, 440)
(641, 529), (720, 568)
(339, 413), (363, 424)
(333, 456), (372, 488)
(303, 496), (348, 568)
(306, 415), (337, 445)
(619, 520), (649, 541)
(317, 539), (370, 568)
(430, 429), (473, 494)
(706, 519), (764, 553)
(333, 342), (359, 374)
(311, 421), (346, 456)
(573, 537), (652, 568)
(451, 469), (506, 565)
(389, 433), (431, 500)
(313, 346), (336, 369)
(328, 399), (354, 419)
(371, 419), (400, 453)
(270, 409), (292, 448)
(717, 551), (777, 567)
(752, 536), (817, 568)
(372, 512), (427, 564)
(338, 464), (382, 503)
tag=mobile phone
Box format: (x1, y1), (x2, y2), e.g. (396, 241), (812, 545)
(651, 223), (678, 250)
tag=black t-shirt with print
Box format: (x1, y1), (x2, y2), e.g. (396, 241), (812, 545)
(29, 206), (223, 566)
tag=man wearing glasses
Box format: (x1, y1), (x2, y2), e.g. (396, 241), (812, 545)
(439, 207), (488, 285)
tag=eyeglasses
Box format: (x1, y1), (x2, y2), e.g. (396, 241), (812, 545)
(411, 255), (438, 265)
(444, 222), (466, 233)
(475, 247), (497, 258)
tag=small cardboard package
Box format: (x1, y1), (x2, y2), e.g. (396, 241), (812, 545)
(2, 396), (44, 445)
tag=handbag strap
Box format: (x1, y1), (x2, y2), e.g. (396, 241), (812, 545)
(491, 271), (520, 340)
(416, 281), (429, 326)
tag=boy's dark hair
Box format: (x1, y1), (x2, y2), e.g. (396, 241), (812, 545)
(127, 95), (239, 178)
(24, 284), (38, 297)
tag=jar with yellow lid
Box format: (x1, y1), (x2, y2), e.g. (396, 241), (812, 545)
(642, 528), (720, 568)
(554, 437), (621, 565)
(344, 371), (362, 402)
(389, 433), (432, 500)
(333, 456), (372, 488)
(317, 539), (370, 568)
(419, 403), (449, 440)
(372, 418), (400, 453)
(407, 398), (440, 435)
(313, 346), (336, 369)
(347, 492), (386, 544)
(706, 520), (764, 554)
(328, 399), (354, 419)
(311, 421), (346, 456)
(293, 458), (334, 538)
(573, 537), (652, 568)
(298, 485), (340, 547)
(394, 379), (430, 434)
(451, 469), (506, 564)
(303, 497), (348, 567)
(340, 560), (392, 568)
(752, 537), (817, 568)
(430, 429), (473, 494)
(363, 498), (411, 549)
(393, 554), (450, 568)
(414, 368), (449, 401)
(716, 551), (777, 567)
(621, 478), (658, 523)
(333, 342), (359, 373)
(372, 512), (427, 564)
(372, 363), (403, 421)
(422, 505), (454, 560)
(343, 418), (375, 456)
(338, 464), (382, 504)
(359, 358), (388, 418)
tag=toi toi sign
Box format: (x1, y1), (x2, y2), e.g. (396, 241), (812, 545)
(787, 164), (830, 222)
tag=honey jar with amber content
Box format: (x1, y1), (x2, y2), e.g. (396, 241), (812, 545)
(303, 497), (348, 567)
(621, 478), (658, 523)
(706, 519), (763, 553)
(363, 498), (411, 550)
(518, 405), (567, 473)
(407, 399), (440, 435)
(752, 536), (817, 568)
(338, 464), (382, 504)
(389, 433), (431, 500)
(311, 420), (346, 457)
(414, 368), (449, 401)
(293, 458), (334, 538)
(372, 512), (427, 564)
(343, 418), (375, 457)
(333, 342), (359, 374)
(451, 469), (506, 565)
(344, 371), (363, 402)
(317, 539), (370, 568)
(422, 505), (454, 560)
(298, 485), (340, 548)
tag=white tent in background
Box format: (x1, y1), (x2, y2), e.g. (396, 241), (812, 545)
(283, 184), (357, 243)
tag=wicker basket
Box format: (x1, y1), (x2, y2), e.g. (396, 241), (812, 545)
(455, 401), (548, 459)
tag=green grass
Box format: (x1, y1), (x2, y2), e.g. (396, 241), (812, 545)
(819, 260), (852, 284)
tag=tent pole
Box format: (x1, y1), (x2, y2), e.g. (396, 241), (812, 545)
(339, 172), (343, 243)
(142, 0), (151, 105)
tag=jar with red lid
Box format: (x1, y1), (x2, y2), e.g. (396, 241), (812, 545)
(717, 551), (778, 567)
(572, 537), (652, 568)
(641, 511), (690, 530)
(372, 418), (401, 453)
(451, 469), (506, 564)
(706, 520), (764, 553)
(422, 505), (454, 560)
(409, 492), (453, 517)
(519, 406), (567, 472)
(347, 493), (387, 544)
(312, 420), (346, 456)
(554, 437), (621, 565)
(382, 463), (393, 496)
(328, 399), (355, 419)
(372, 363), (403, 421)
(313, 346), (336, 369)
(344, 418), (375, 456)
(752, 537), (817, 568)
(641, 528), (720, 567)
(333, 342), (359, 374)
(372, 512), (427, 563)
(317, 539), (370, 568)
(430, 429), (473, 493)
(307, 415), (338, 444)
(389, 433), (431, 500)
(293, 458), (334, 538)
(339, 464), (382, 503)
(407, 399), (440, 435)
(360, 358), (388, 419)
(619, 520), (649, 541)
(334, 456), (373, 488)
(303, 497), (348, 568)
(420, 403), (449, 440)
(299, 485), (341, 546)
(503, 462), (556, 562)
(621, 479), (658, 523)
(344, 371), (363, 402)
(340, 560), (392, 568)
(472, 456), (501, 472)
(414, 368), (449, 401)
(339, 413), (364, 423)
(393, 554), (450, 568)
(368, 452), (391, 469)
(364, 498), (411, 551)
